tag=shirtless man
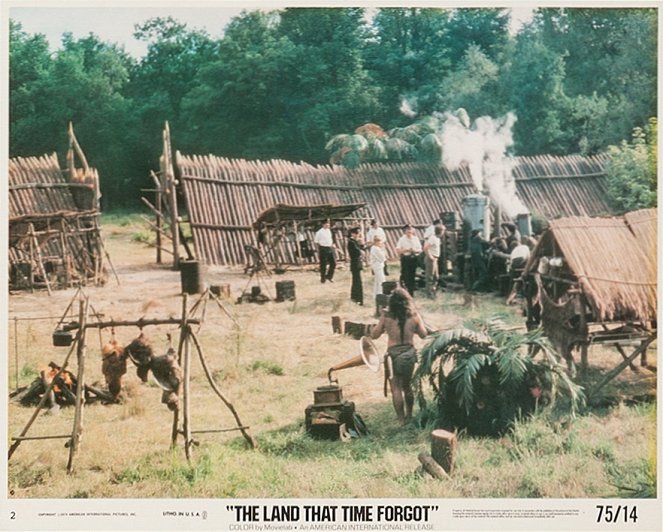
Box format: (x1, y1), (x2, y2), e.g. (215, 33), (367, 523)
(371, 288), (427, 424)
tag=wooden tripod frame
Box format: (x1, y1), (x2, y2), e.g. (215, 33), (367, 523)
(8, 290), (255, 473)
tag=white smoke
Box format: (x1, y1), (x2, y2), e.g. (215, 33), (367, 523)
(399, 97), (418, 118)
(438, 109), (527, 218)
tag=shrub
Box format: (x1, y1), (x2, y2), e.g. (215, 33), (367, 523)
(414, 318), (584, 436)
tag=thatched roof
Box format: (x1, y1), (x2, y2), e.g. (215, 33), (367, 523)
(8, 152), (104, 291)
(536, 210), (657, 323)
(177, 152), (612, 265)
(254, 203), (366, 227)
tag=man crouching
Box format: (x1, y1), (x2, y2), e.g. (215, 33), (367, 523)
(371, 288), (427, 425)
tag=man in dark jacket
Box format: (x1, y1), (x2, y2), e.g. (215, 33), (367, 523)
(347, 227), (365, 305)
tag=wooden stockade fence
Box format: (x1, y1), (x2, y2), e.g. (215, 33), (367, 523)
(9, 125), (113, 292)
(175, 150), (612, 266)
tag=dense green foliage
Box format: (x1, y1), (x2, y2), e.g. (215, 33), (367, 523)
(605, 118), (658, 213)
(414, 318), (585, 436)
(9, 7), (657, 208)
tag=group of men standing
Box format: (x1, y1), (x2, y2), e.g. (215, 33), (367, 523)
(313, 218), (448, 305)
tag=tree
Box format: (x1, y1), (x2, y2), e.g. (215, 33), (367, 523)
(10, 27), (137, 207)
(9, 20), (55, 156)
(442, 8), (510, 64)
(605, 118), (657, 213)
(532, 8), (657, 149)
(129, 17), (219, 160)
(502, 31), (572, 155)
(435, 44), (503, 118)
(276, 8), (379, 162)
(365, 8), (451, 123)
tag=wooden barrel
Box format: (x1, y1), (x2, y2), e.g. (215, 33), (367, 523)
(275, 280), (296, 302)
(180, 260), (203, 294)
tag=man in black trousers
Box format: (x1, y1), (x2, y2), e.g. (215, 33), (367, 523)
(314, 219), (336, 283)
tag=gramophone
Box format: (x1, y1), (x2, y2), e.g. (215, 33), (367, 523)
(305, 336), (380, 440)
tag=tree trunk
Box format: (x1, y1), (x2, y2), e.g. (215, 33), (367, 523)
(431, 429), (457, 475)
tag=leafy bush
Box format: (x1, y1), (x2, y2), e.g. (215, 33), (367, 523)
(605, 117), (657, 213)
(413, 318), (584, 436)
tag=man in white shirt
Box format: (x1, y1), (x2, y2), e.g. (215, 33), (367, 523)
(396, 224), (422, 296)
(314, 219), (335, 283)
(423, 225), (443, 298)
(366, 219), (387, 245)
(505, 241), (531, 305)
(423, 219), (441, 239)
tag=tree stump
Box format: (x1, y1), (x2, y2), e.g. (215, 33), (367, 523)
(331, 316), (343, 334)
(210, 284), (231, 299)
(418, 452), (451, 480)
(431, 429), (457, 475)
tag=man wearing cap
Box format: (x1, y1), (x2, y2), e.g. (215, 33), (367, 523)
(396, 224), (421, 296)
(314, 219), (336, 283)
(502, 222), (521, 248)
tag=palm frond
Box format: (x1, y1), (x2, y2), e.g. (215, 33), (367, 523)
(324, 134), (349, 152)
(495, 348), (529, 386)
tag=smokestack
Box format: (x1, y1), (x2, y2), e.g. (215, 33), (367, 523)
(462, 194), (488, 232)
(516, 212), (532, 238)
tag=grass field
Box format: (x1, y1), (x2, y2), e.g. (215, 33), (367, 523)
(6, 214), (657, 499)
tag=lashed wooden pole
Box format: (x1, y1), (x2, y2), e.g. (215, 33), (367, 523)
(189, 330), (256, 449)
(8, 342), (79, 460)
(163, 123), (180, 269)
(67, 297), (88, 473)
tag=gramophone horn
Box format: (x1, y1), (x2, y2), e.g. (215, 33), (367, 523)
(359, 336), (380, 372)
(327, 336), (381, 382)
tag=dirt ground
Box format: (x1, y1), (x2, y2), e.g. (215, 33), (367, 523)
(6, 221), (657, 497)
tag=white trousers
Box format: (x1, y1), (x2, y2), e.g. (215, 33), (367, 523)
(372, 262), (385, 297)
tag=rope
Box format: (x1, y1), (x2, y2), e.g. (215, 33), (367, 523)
(578, 274), (656, 286)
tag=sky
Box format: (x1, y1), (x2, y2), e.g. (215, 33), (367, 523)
(8, 1), (536, 58)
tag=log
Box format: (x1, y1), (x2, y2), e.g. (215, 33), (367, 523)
(431, 429), (457, 475)
(418, 452), (451, 480)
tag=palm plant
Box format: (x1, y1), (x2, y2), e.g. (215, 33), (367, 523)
(413, 317), (585, 436)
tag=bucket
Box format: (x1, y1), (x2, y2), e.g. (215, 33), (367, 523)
(53, 329), (73, 347)
(179, 260), (203, 294)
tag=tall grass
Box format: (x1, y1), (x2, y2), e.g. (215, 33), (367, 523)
(7, 220), (657, 499)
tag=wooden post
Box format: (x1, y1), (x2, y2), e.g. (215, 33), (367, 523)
(156, 189), (163, 264)
(67, 298), (88, 473)
(29, 223), (52, 296)
(189, 330), (257, 449)
(431, 429), (457, 475)
(59, 219), (68, 288)
(294, 222), (302, 266)
(590, 335), (656, 398)
(162, 122), (180, 269)
(14, 318), (19, 391)
(183, 324), (192, 461)
(578, 294), (589, 373)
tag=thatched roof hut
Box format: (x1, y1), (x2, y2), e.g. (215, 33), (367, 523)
(532, 211), (656, 323)
(8, 149), (106, 292)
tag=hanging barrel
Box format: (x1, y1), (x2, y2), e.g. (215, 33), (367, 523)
(179, 260), (203, 294)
